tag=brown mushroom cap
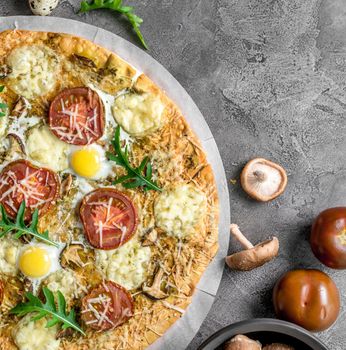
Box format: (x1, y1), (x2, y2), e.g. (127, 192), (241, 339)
(226, 237), (279, 271)
(241, 158), (287, 202)
(225, 334), (262, 350)
(263, 344), (295, 350)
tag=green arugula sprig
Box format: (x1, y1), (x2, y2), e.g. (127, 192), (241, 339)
(10, 287), (85, 335)
(0, 85), (8, 117)
(107, 126), (161, 191)
(79, 0), (148, 49)
(0, 202), (58, 248)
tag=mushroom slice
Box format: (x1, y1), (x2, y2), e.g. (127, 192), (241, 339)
(241, 158), (287, 201)
(143, 267), (168, 300)
(224, 334), (261, 350)
(60, 173), (74, 197)
(11, 96), (30, 118)
(142, 228), (158, 247)
(226, 224), (279, 271)
(61, 244), (94, 269)
(4, 134), (26, 160)
(263, 344), (295, 350)
(72, 54), (97, 69)
(0, 64), (12, 78)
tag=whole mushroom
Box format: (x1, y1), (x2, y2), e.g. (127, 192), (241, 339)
(28, 0), (59, 16)
(241, 158), (287, 202)
(224, 334), (261, 350)
(226, 224), (279, 271)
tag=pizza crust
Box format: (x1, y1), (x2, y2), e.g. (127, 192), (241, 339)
(0, 29), (219, 350)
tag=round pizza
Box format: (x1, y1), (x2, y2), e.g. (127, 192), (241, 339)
(0, 30), (219, 350)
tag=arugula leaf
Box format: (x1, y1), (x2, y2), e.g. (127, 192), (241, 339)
(79, 0), (148, 49)
(10, 287), (85, 335)
(0, 85), (8, 117)
(0, 202), (59, 247)
(106, 126), (161, 191)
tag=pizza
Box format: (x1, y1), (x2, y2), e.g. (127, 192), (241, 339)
(0, 29), (219, 350)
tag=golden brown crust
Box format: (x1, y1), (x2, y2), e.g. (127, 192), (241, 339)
(0, 29), (219, 349)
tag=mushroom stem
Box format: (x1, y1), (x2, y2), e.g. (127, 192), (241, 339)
(230, 224), (254, 249)
(253, 170), (267, 182)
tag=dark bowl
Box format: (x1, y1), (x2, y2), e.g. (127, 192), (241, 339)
(198, 318), (328, 350)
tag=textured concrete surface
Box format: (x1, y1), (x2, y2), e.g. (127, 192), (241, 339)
(1, 1), (346, 349)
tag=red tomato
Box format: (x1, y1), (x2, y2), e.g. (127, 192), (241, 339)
(81, 281), (134, 331)
(273, 269), (340, 332)
(49, 87), (105, 145)
(310, 207), (346, 269)
(0, 160), (59, 220)
(79, 188), (138, 250)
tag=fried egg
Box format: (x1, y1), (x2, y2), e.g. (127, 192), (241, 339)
(69, 144), (112, 180)
(17, 242), (65, 293)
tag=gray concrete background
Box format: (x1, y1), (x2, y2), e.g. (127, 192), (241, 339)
(1, 1), (345, 349)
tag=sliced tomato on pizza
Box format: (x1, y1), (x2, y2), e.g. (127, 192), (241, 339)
(49, 87), (105, 145)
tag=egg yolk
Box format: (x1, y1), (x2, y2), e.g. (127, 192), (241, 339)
(70, 149), (100, 178)
(19, 246), (51, 278)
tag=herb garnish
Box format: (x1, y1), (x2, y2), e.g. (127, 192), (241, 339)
(10, 287), (85, 335)
(0, 202), (59, 247)
(107, 126), (161, 192)
(79, 0), (148, 49)
(0, 85), (8, 117)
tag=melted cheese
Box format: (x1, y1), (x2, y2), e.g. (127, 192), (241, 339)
(26, 124), (69, 172)
(43, 269), (86, 302)
(95, 239), (151, 290)
(7, 45), (60, 99)
(0, 237), (22, 276)
(154, 184), (207, 239)
(112, 92), (165, 136)
(13, 314), (60, 350)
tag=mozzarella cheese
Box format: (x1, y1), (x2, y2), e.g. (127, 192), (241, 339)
(95, 239), (151, 290)
(26, 124), (69, 171)
(13, 314), (60, 350)
(0, 237), (22, 276)
(43, 269), (86, 302)
(154, 184), (207, 239)
(112, 92), (165, 136)
(7, 45), (60, 99)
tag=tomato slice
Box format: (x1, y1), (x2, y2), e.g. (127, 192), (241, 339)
(0, 160), (59, 220)
(49, 87), (105, 145)
(80, 188), (138, 250)
(81, 281), (134, 331)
